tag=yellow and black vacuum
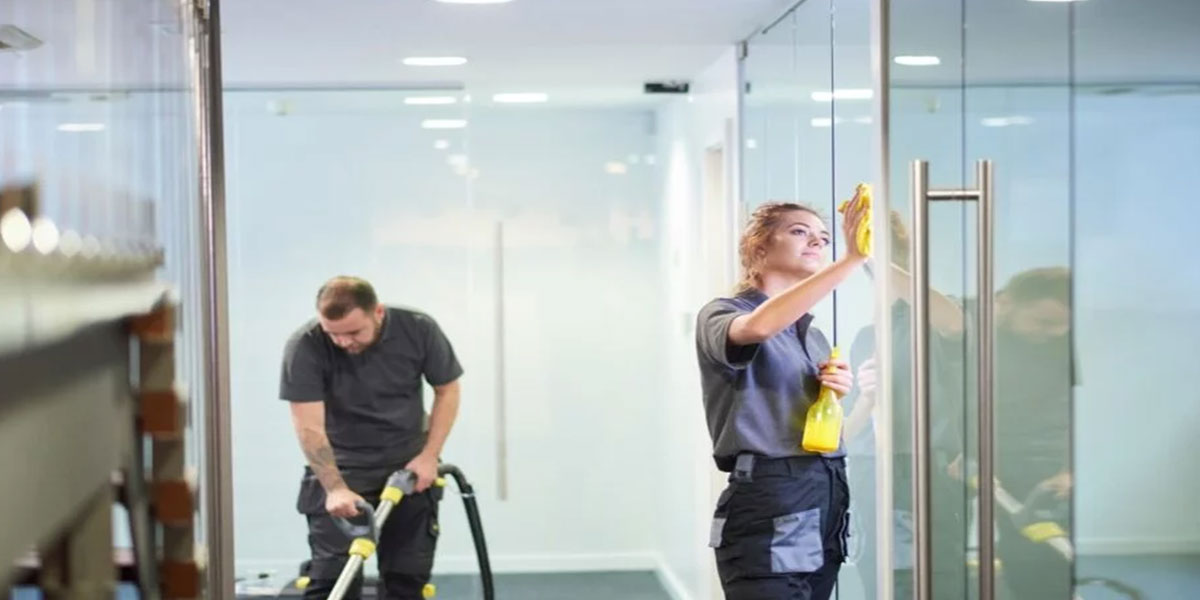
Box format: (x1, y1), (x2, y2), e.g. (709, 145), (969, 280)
(289, 463), (493, 600)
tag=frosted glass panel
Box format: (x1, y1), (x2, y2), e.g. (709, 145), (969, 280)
(0, 0), (206, 555)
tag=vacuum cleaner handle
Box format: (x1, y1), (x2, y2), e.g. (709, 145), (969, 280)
(331, 499), (378, 541)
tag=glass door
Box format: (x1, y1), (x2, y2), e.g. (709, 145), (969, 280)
(964, 2), (1073, 600)
(886, 3), (973, 598)
(884, 1), (1074, 599)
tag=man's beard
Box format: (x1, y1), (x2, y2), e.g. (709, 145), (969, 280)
(347, 317), (383, 354)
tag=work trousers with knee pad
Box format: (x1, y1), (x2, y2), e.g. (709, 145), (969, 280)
(710, 455), (851, 600)
(297, 466), (441, 600)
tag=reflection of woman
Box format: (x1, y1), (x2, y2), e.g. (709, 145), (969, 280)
(696, 199), (867, 599)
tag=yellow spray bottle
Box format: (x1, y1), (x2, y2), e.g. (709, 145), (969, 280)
(801, 347), (844, 453)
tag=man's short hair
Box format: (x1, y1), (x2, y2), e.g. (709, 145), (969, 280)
(316, 276), (378, 320)
(1000, 267), (1070, 305)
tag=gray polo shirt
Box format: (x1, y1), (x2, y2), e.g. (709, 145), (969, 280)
(696, 289), (844, 471)
(280, 306), (463, 469)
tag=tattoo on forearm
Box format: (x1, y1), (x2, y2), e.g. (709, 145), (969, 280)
(300, 428), (346, 491)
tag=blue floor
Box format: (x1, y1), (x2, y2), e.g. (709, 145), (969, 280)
(11, 556), (1196, 599)
(1075, 554), (1200, 599)
(9, 586), (138, 599)
(428, 571), (670, 600)
(11, 571), (672, 600)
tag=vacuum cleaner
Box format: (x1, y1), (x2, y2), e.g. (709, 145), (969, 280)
(284, 463), (493, 600)
(973, 476), (1143, 600)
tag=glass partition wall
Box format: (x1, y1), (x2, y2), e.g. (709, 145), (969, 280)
(223, 88), (666, 595)
(744, 1), (1200, 599)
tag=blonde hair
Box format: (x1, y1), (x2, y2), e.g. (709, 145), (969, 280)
(736, 202), (823, 293)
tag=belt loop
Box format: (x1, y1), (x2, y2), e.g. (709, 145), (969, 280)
(732, 454), (755, 483)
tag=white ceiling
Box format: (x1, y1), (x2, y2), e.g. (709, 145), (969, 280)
(218, 0), (793, 105)
(0, 0), (794, 107)
(3, 0), (1198, 108)
(744, 0), (1200, 87)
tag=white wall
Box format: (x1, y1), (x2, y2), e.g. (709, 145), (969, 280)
(1072, 91), (1200, 554)
(653, 46), (741, 600)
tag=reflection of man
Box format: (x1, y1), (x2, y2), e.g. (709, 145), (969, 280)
(943, 266), (1073, 599)
(992, 267), (1073, 600)
(845, 210), (969, 598)
(281, 276), (464, 599)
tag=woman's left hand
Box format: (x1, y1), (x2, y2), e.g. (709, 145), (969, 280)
(818, 358), (854, 398)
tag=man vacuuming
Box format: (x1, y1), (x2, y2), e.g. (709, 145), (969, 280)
(280, 276), (463, 599)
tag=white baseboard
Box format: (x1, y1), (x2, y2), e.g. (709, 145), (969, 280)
(432, 551), (659, 574)
(654, 556), (694, 600)
(1077, 537), (1200, 556)
(235, 559), (309, 582)
(237, 552), (664, 579)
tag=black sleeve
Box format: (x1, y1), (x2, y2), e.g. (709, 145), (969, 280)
(696, 300), (759, 369)
(279, 331), (326, 402)
(419, 315), (464, 386)
(848, 325), (876, 371)
(841, 326), (877, 433)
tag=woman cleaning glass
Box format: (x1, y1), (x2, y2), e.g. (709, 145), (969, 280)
(696, 190), (869, 600)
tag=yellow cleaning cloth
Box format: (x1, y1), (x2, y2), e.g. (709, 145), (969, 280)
(837, 183), (873, 256)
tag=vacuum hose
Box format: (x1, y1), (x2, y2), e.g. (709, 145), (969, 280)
(438, 464), (494, 600)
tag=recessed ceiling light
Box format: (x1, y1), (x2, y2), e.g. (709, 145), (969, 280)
(81, 235), (101, 258)
(811, 89), (874, 102)
(31, 217), (59, 255)
(0, 208), (32, 252)
(604, 162), (628, 175)
(57, 122), (106, 132)
(436, 0), (514, 3)
(59, 230), (82, 257)
(404, 96), (458, 105)
(434, 139), (451, 150)
(981, 115), (1035, 127)
(894, 55), (941, 66)
(811, 117), (834, 128)
(402, 56), (468, 67)
(422, 119), (468, 129)
(492, 92), (548, 104)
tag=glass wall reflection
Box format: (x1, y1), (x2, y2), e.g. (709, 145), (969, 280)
(2, 0), (207, 597)
(741, 2), (880, 598)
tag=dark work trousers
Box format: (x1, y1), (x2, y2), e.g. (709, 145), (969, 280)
(710, 455), (851, 600)
(297, 466), (442, 600)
